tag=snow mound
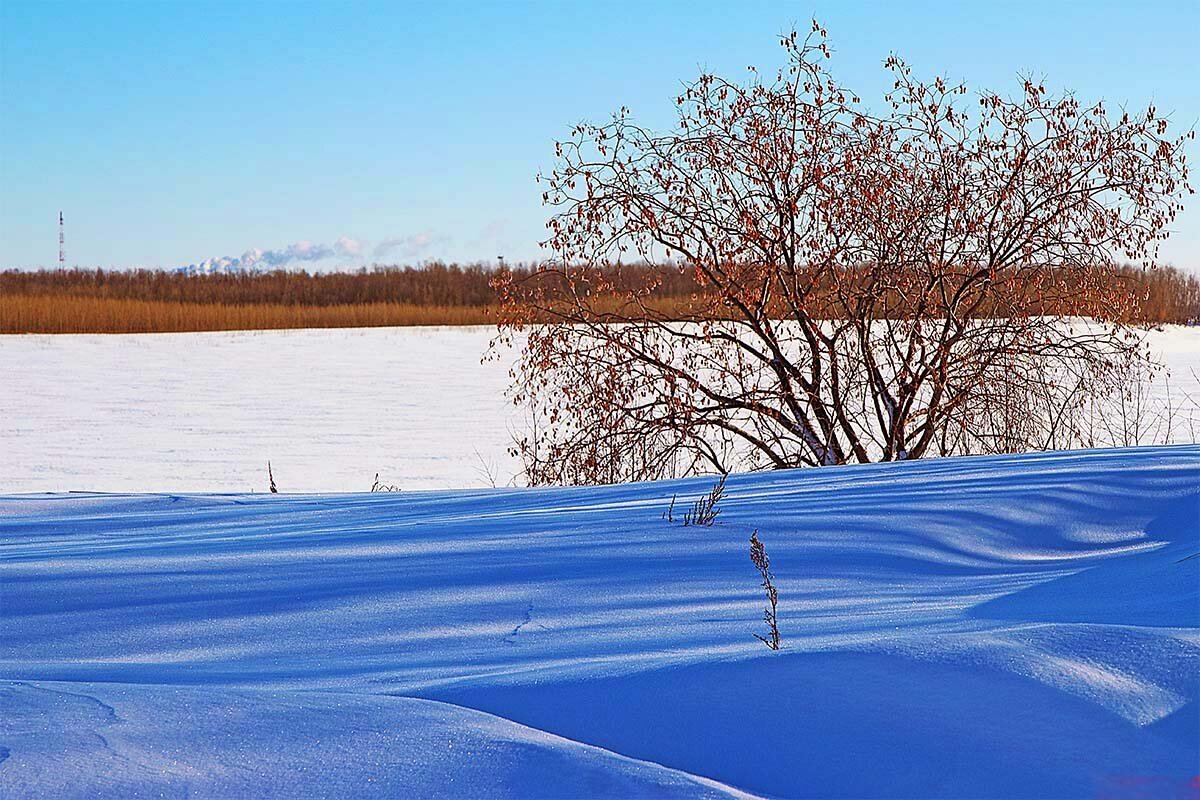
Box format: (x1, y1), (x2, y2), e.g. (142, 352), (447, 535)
(0, 681), (748, 799)
(1, 446), (1197, 798)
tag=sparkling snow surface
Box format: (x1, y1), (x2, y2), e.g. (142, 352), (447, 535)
(1, 446), (1197, 798)
(1, 325), (1198, 493)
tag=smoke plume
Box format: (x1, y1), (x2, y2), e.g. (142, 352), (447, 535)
(177, 237), (363, 274)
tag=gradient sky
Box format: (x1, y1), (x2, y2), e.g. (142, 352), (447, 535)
(2, 0), (1197, 271)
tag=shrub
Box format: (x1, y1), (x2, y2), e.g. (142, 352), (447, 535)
(496, 22), (1192, 483)
(682, 474), (726, 527)
(370, 473), (401, 492)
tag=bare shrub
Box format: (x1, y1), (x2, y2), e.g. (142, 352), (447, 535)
(749, 531), (781, 650)
(370, 473), (401, 492)
(268, 461), (278, 494)
(472, 447), (505, 489)
(682, 474), (726, 527)
(494, 22), (1192, 485)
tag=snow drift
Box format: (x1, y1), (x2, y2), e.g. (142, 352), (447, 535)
(1, 446), (1197, 798)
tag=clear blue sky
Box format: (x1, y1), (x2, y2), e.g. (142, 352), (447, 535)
(2, 0), (1197, 271)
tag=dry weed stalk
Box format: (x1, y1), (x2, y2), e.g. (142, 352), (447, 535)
(661, 493), (677, 522)
(749, 530), (781, 650)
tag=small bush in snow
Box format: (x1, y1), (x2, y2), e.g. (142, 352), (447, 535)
(268, 461), (278, 494)
(749, 530), (780, 650)
(370, 473), (401, 492)
(682, 474), (725, 527)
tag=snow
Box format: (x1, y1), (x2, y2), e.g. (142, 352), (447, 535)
(1, 445), (1197, 798)
(0, 326), (522, 493)
(2, 324), (1198, 493)
(0, 683), (748, 800)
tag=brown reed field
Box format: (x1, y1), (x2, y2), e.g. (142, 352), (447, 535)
(0, 262), (1195, 334)
(0, 295), (497, 334)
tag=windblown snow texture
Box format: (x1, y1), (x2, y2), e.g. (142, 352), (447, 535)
(1, 446), (1197, 798)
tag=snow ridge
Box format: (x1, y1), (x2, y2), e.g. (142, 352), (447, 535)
(1, 446), (1197, 798)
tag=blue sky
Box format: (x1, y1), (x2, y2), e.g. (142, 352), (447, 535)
(2, 0), (1197, 271)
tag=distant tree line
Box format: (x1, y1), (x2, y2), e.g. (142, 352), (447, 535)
(1, 264), (508, 308)
(1, 261), (1196, 329)
(0, 261), (1195, 333)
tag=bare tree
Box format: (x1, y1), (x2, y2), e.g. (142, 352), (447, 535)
(494, 23), (1193, 485)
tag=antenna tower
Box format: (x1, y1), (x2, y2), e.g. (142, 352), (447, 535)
(59, 212), (65, 268)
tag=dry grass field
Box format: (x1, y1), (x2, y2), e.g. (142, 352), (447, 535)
(0, 294), (497, 333)
(1, 263), (1195, 333)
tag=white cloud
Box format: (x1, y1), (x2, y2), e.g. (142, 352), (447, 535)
(372, 232), (443, 260)
(335, 236), (362, 257)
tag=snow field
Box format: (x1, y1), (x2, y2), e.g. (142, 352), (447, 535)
(1, 445), (1197, 797)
